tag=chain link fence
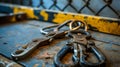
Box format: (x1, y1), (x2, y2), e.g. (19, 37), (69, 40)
(0, 0), (120, 19)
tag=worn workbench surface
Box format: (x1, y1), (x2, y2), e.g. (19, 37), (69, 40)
(0, 20), (120, 67)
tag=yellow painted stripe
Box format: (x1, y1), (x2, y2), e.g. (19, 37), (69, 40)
(1, 3), (119, 35)
(40, 10), (48, 21)
(52, 12), (120, 35)
(13, 7), (38, 19)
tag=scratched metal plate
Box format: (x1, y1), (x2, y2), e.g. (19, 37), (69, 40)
(0, 20), (120, 67)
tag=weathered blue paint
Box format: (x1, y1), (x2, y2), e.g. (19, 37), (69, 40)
(0, 5), (13, 13)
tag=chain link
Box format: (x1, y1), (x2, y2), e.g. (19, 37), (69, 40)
(0, 0), (119, 18)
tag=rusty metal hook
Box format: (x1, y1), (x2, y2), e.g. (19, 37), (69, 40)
(80, 41), (106, 67)
(54, 42), (80, 67)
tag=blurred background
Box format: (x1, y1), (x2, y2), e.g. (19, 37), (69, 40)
(0, 0), (120, 19)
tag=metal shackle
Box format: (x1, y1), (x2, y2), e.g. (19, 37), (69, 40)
(69, 20), (88, 31)
(80, 41), (106, 67)
(54, 43), (80, 67)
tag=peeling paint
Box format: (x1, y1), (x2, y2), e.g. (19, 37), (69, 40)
(0, 3), (120, 35)
(14, 7), (38, 19)
(40, 10), (48, 21)
(53, 12), (120, 35)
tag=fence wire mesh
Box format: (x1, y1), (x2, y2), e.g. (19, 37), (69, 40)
(0, 0), (120, 19)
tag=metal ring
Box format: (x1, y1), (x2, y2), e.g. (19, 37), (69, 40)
(54, 20), (73, 32)
(40, 19), (83, 35)
(67, 29), (91, 39)
(54, 19), (82, 31)
(40, 20), (73, 35)
(40, 24), (60, 35)
(69, 20), (88, 31)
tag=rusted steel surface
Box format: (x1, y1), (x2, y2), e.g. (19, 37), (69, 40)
(0, 20), (120, 67)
